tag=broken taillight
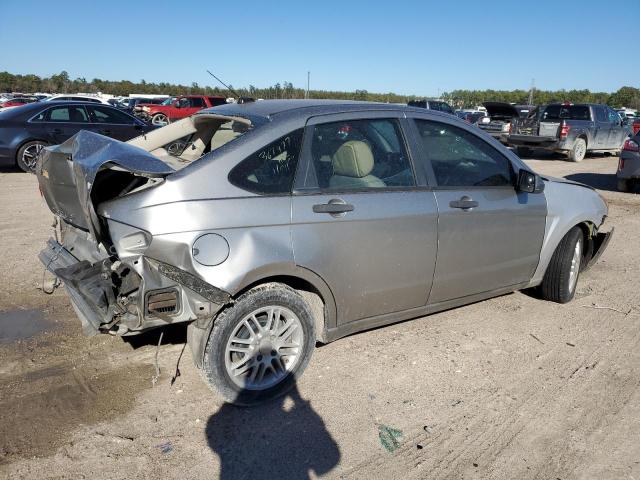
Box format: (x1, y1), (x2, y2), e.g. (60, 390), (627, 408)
(623, 138), (639, 152)
(560, 123), (571, 139)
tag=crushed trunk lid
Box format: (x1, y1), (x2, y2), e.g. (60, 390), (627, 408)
(36, 130), (174, 239)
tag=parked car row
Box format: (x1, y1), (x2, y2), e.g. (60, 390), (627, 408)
(0, 101), (155, 171)
(414, 99), (633, 163)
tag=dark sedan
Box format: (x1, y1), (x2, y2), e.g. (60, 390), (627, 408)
(0, 101), (156, 171)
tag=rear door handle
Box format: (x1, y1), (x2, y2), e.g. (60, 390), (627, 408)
(449, 196), (478, 210)
(52, 128), (63, 134)
(312, 199), (354, 215)
(100, 129), (112, 136)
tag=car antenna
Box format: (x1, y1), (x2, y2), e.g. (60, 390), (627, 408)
(206, 69), (242, 100)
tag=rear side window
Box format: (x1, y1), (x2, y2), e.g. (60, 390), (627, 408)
(299, 118), (415, 191)
(47, 106), (89, 122)
(414, 119), (513, 187)
(229, 129), (303, 194)
(594, 106), (607, 122)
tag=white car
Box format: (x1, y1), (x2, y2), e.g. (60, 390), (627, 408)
(42, 94), (111, 105)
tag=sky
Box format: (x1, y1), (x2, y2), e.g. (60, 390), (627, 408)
(1, 0), (637, 96)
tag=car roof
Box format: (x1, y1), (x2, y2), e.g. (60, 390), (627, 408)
(198, 99), (429, 122)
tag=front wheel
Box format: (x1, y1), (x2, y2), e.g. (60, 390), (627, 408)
(17, 140), (47, 172)
(202, 283), (316, 406)
(151, 113), (169, 126)
(569, 138), (587, 162)
(540, 227), (584, 303)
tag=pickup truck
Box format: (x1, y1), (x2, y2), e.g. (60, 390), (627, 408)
(139, 95), (227, 126)
(477, 102), (534, 145)
(508, 103), (631, 162)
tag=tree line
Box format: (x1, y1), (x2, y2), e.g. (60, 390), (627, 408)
(1, 71), (639, 109)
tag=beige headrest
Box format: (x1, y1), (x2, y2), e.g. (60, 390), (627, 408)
(332, 141), (374, 178)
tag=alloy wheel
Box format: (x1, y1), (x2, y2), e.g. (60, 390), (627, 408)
(22, 143), (45, 171)
(224, 306), (304, 391)
(568, 238), (582, 293)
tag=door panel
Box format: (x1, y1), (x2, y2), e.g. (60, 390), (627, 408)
(291, 114), (437, 325)
(409, 117), (547, 304)
(429, 188), (546, 303)
(593, 106), (610, 148)
(291, 191), (438, 323)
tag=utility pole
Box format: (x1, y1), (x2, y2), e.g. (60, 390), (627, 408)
(305, 71), (310, 99)
(528, 78), (535, 105)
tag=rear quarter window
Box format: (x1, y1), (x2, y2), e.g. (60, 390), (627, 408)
(228, 129), (304, 194)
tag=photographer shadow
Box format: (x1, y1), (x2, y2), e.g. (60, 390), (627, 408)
(206, 382), (340, 480)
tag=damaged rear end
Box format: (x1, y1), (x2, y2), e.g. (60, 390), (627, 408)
(36, 129), (230, 336)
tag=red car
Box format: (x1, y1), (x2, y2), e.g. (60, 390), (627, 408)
(139, 95), (227, 125)
(0, 97), (37, 109)
(632, 118), (640, 136)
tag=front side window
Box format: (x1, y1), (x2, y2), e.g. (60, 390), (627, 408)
(87, 105), (134, 124)
(301, 118), (415, 191)
(608, 108), (621, 124)
(229, 129), (303, 194)
(414, 119), (513, 187)
(47, 106), (88, 122)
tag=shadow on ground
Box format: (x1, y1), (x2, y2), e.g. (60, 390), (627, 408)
(122, 323), (188, 349)
(206, 382), (340, 480)
(565, 173), (618, 192)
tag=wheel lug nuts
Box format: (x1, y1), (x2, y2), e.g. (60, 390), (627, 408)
(271, 350), (277, 356)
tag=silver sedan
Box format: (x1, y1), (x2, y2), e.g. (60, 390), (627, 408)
(36, 100), (613, 405)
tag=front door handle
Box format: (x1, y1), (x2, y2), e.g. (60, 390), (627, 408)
(312, 199), (354, 215)
(100, 129), (112, 136)
(52, 128), (63, 134)
(449, 196), (478, 210)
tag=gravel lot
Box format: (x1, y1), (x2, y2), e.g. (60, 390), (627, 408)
(0, 153), (638, 480)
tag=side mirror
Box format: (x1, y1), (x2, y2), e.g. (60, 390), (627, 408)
(517, 169), (544, 193)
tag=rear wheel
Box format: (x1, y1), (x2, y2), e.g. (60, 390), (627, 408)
(569, 138), (587, 162)
(617, 178), (630, 192)
(16, 140), (47, 172)
(202, 283), (316, 406)
(540, 227), (583, 303)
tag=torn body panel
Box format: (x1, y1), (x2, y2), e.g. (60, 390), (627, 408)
(39, 221), (230, 336)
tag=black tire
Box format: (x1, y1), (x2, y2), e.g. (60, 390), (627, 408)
(16, 140), (47, 172)
(516, 146), (532, 158)
(617, 178), (630, 192)
(569, 138), (587, 162)
(202, 283), (316, 406)
(540, 227), (584, 303)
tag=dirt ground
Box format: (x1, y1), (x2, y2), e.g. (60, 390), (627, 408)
(0, 152), (639, 480)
